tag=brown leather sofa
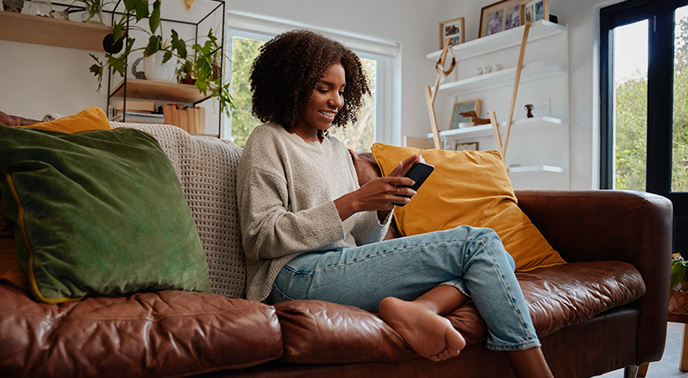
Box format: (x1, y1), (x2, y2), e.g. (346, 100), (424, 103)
(0, 124), (673, 378)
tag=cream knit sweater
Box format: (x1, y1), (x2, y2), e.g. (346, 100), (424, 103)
(237, 123), (392, 302)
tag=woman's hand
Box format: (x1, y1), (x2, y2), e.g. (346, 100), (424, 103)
(334, 154), (424, 221)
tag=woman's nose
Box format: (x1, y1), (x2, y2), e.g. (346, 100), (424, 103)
(330, 93), (344, 108)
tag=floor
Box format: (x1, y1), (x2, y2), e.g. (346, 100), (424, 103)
(595, 322), (688, 377)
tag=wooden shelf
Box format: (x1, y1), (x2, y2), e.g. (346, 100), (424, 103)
(427, 116), (566, 139)
(0, 12), (112, 51)
(436, 60), (567, 96)
(426, 20), (567, 61)
(109, 79), (210, 103)
(509, 165), (564, 174)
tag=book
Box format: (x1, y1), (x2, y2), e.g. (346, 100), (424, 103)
(111, 111), (164, 124)
(115, 100), (155, 114)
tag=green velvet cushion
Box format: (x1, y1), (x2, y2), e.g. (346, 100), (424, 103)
(0, 125), (210, 304)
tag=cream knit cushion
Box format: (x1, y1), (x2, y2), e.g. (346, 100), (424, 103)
(112, 123), (246, 298)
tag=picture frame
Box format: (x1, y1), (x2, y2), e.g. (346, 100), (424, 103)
(449, 99), (482, 130)
(479, 0), (531, 38)
(455, 141), (480, 151)
(439, 17), (465, 49)
(524, 0), (549, 23)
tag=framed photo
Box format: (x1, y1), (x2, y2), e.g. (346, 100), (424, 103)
(455, 141), (480, 151)
(449, 99), (482, 130)
(524, 0), (549, 22)
(479, 0), (532, 38)
(439, 17), (465, 49)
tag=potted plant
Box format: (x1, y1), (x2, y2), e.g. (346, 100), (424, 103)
(670, 253), (688, 314)
(71, 0), (110, 24)
(87, 0), (232, 117)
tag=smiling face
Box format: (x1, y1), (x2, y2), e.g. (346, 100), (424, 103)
(291, 63), (346, 143)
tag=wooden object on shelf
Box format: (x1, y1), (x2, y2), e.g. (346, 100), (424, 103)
(403, 136), (433, 149)
(490, 21), (531, 165)
(115, 100), (155, 114)
(0, 12), (111, 51)
(425, 37), (456, 150)
(162, 104), (206, 134)
(110, 79), (211, 103)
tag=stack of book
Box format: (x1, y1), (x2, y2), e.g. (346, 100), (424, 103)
(161, 104), (206, 134)
(111, 100), (165, 124)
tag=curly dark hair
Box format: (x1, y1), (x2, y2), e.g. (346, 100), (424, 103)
(249, 30), (370, 131)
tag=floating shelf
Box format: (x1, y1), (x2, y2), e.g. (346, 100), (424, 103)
(109, 79), (211, 103)
(427, 116), (566, 139)
(0, 12), (112, 51)
(436, 61), (566, 96)
(426, 20), (567, 61)
(509, 165), (564, 174)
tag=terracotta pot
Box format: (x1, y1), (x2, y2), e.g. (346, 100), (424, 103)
(669, 288), (688, 315)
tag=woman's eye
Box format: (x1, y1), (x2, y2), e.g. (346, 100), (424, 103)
(317, 89), (328, 94)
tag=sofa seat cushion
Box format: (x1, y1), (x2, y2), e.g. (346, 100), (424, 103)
(275, 261), (645, 363)
(0, 284), (282, 377)
(447, 261), (646, 344)
(275, 300), (416, 364)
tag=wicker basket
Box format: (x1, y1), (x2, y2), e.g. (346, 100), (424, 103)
(669, 288), (688, 315)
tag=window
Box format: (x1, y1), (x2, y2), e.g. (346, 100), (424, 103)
(600, 0), (688, 251)
(224, 11), (400, 151)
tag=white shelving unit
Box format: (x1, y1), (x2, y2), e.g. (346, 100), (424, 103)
(425, 20), (570, 190)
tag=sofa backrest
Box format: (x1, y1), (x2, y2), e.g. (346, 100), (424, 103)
(112, 123), (247, 299)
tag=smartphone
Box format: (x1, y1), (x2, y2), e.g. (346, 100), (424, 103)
(393, 161), (434, 206)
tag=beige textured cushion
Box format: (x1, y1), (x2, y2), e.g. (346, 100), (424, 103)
(112, 123), (246, 298)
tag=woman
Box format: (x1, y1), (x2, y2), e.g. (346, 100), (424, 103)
(237, 29), (553, 377)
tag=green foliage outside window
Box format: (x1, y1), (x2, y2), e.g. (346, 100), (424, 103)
(614, 17), (688, 192)
(230, 37), (265, 146)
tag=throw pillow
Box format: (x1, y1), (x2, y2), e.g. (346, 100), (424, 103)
(0, 107), (112, 293)
(371, 143), (566, 272)
(16, 106), (111, 133)
(0, 125), (210, 304)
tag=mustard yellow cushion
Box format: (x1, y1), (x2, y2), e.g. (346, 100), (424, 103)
(371, 143), (566, 272)
(18, 107), (111, 133)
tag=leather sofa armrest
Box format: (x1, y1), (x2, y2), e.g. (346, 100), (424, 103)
(515, 189), (673, 364)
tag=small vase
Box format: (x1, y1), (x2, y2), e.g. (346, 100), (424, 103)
(143, 51), (177, 83)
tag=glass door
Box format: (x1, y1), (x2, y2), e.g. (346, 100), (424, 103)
(601, 0), (688, 251)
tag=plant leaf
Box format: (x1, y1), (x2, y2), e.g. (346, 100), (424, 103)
(123, 0), (140, 12)
(135, 0), (149, 21)
(149, 0), (161, 35)
(170, 30), (187, 59)
(162, 50), (173, 64)
(671, 259), (688, 290)
(113, 24), (123, 42)
(144, 35), (161, 57)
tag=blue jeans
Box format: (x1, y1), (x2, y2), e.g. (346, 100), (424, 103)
(268, 225), (540, 351)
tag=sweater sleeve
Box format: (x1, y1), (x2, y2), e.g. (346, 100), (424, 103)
(238, 167), (346, 260)
(351, 209), (393, 246)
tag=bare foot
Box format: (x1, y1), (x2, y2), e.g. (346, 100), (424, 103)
(378, 297), (466, 362)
